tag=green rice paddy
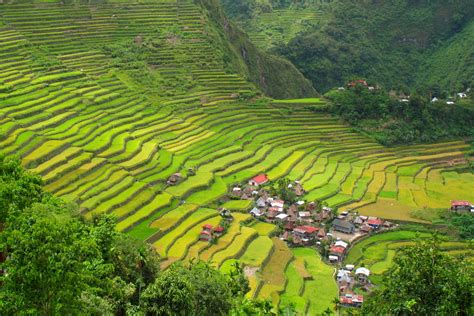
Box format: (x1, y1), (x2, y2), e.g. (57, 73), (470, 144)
(344, 231), (473, 282)
(0, 0), (472, 313)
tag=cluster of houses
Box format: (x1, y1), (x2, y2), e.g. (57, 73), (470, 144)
(231, 174), (335, 245)
(333, 213), (391, 235)
(198, 209), (234, 243)
(337, 265), (372, 308)
(339, 80), (377, 92)
(328, 213), (393, 262)
(230, 174), (395, 258)
(431, 90), (470, 105)
(217, 173), (401, 309)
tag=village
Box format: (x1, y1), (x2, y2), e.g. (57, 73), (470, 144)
(164, 168), (474, 309)
(342, 79), (471, 105)
(193, 173), (399, 308)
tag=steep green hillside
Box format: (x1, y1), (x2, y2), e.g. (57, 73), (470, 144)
(1, 0), (473, 313)
(271, 0), (474, 93)
(221, 0), (324, 50)
(417, 20), (474, 92)
(197, 0), (317, 98)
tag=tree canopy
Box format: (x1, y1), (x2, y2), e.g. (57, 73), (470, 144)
(363, 237), (474, 315)
(324, 86), (474, 145)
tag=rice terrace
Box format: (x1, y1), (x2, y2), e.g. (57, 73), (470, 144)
(0, 0), (473, 314)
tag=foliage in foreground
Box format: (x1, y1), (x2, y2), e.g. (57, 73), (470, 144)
(0, 155), (272, 315)
(363, 237), (473, 315)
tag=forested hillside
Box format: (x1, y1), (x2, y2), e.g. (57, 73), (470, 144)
(223, 0), (474, 93)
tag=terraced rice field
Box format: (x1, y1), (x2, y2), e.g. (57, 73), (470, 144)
(344, 231), (474, 284)
(235, 8), (322, 50)
(1, 0), (473, 312)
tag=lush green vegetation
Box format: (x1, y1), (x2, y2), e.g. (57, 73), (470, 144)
(344, 230), (473, 288)
(198, 0), (317, 98)
(221, 0), (322, 50)
(273, 0), (474, 93)
(325, 86), (474, 145)
(0, 156), (272, 315)
(363, 238), (473, 315)
(0, 0), (473, 313)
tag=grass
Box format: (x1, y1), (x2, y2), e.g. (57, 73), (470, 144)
(186, 176), (227, 205)
(257, 238), (293, 302)
(210, 227), (258, 266)
(165, 172), (214, 198)
(150, 203), (199, 231)
(250, 221), (277, 236)
(220, 199), (252, 211)
(344, 230), (432, 265)
(345, 231), (473, 281)
(238, 236), (274, 267)
(292, 248), (337, 315)
(280, 263), (306, 313)
(153, 208), (217, 258)
(370, 249), (396, 274)
(116, 192), (174, 232)
(166, 216), (222, 261)
(272, 98), (322, 104)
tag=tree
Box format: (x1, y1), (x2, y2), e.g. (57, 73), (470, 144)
(273, 178), (296, 203)
(230, 298), (274, 315)
(362, 236), (473, 315)
(141, 261), (234, 316)
(1, 205), (162, 314)
(140, 264), (196, 316)
(0, 154), (45, 223)
(0, 203), (105, 314)
(228, 261), (250, 297)
(0, 155), (271, 315)
(449, 213), (474, 240)
(332, 296), (340, 315)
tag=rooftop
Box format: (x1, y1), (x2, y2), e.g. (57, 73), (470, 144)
(251, 174), (269, 185)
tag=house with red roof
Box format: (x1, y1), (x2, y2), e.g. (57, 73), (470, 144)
(292, 225), (319, 245)
(330, 246), (346, 261)
(367, 217), (384, 229)
(213, 226), (225, 237)
(199, 230), (212, 241)
(199, 224), (214, 241)
(347, 80), (368, 88)
(451, 200), (472, 212)
(249, 174), (269, 186)
(340, 294), (364, 307)
(202, 224), (213, 231)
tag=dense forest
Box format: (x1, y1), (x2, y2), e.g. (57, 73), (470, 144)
(222, 0), (474, 94)
(276, 0), (474, 93)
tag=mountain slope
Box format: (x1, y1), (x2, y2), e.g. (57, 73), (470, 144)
(417, 20), (474, 92)
(220, 0), (323, 50)
(197, 0), (317, 98)
(241, 0), (474, 93)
